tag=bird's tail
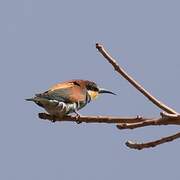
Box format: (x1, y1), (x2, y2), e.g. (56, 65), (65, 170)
(25, 98), (36, 102)
(26, 96), (58, 108)
(26, 96), (47, 108)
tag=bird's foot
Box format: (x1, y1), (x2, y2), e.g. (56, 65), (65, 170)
(50, 114), (57, 123)
(38, 112), (57, 123)
(74, 111), (82, 124)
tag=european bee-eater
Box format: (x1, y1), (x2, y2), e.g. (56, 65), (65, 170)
(26, 79), (116, 118)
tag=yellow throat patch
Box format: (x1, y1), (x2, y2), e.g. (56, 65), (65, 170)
(88, 90), (99, 100)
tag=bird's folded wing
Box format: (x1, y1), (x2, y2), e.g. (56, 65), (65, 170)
(37, 82), (87, 103)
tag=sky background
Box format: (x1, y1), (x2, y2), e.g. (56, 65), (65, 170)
(1, 0), (180, 179)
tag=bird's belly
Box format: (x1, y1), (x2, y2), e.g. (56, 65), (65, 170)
(45, 106), (65, 117)
(44, 101), (76, 116)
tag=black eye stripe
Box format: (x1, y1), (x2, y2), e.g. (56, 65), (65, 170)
(86, 82), (99, 91)
(90, 87), (98, 91)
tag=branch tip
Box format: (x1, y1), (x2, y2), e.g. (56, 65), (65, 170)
(125, 141), (143, 150)
(125, 132), (180, 150)
(96, 43), (102, 49)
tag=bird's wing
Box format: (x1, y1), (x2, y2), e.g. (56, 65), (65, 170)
(48, 82), (75, 91)
(36, 82), (87, 103)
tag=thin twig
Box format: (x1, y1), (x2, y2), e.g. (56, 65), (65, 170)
(160, 112), (179, 118)
(96, 43), (177, 114)
(39, 113), (146, 124)
(126, 132), (180, 150)
(96, 43), (180, 149)
(117, 112), (180, 129)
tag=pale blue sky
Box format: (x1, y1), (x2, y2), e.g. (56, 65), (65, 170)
(0, 0), (180, 179)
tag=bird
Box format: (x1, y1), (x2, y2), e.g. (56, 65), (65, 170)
(26, 79), (116, 121)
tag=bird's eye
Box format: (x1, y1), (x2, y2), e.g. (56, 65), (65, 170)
(87, 83), (99, 91)
(91, 86), (98, 91)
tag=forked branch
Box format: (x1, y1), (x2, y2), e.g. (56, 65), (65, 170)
(95, 43), (180, 149)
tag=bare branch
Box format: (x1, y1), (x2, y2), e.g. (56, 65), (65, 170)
(38, 113), (146, 124)
(117, 112), (180, 129)
(95, 43), (180, 149)
(35, 44), (180, 150)
(160, 112), (179, 118)
(96, 43), (177, 114)
(126, 132), (180, 150)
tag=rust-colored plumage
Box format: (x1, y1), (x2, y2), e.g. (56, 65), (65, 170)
(48, 80), (89, 103)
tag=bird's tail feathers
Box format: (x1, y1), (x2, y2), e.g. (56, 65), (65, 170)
(26, 96), (58, 108)
(25, 98), (36, 102)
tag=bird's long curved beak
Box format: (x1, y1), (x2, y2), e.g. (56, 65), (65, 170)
(99, 88), (116, 95)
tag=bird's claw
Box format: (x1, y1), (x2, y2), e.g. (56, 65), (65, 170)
(74, 111), (82, 124)
(50, 115), (57, 123)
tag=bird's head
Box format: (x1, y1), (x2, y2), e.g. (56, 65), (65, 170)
(83, 80), (116, 100)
